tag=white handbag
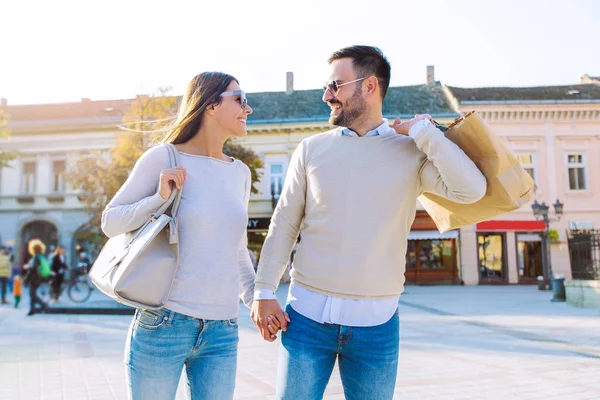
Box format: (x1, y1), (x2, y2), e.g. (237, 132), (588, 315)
(89, 144), (182, 309)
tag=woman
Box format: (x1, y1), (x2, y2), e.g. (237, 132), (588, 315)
(50, 245), (68, 302)
(24, 239), (49, 316)
(102, 72), (259, 400)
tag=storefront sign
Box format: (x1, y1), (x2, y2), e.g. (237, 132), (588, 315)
(248, 217), (271, 230)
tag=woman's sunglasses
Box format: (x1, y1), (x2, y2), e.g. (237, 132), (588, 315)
(322, 77), (367, 95)
(220, 90), (248, 109)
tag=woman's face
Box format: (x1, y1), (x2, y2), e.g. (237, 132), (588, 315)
(213, 80), (253, 137)
(59, 247), (65, 256)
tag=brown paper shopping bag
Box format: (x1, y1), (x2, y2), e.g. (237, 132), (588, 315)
(419, 111), (536, 233)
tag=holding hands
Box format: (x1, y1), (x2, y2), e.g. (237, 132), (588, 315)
(251, 299), (291, 342)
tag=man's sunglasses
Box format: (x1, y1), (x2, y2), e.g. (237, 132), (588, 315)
(220, 90), (248, 109)
(322, 77), (367, 95)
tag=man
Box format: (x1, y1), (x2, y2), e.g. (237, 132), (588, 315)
(0, 247), (11, 304)
(251, 45), (486, 399)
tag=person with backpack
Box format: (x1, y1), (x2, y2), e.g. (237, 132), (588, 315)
(24, 240), (51, 316)
(0, 247), (11, 305)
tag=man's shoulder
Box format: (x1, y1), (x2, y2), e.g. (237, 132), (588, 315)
(301, 128), (341, 146)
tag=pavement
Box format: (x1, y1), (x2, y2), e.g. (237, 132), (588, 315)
(1, 284), (600, 400)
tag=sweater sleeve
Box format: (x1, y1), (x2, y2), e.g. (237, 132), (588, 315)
(255, 140), (307, 293)
(414, 121), (487, 203)
(101, 145), (170, 238)
(238, 167), (256, 308)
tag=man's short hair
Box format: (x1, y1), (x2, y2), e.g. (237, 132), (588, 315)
(328, 45), (391, 101)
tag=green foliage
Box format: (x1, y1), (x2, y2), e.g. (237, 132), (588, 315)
(69, 90), (263, 237)
(548, 229), (560, 243)
(0, 109), (17, 168)
(224, 140), (263, 194)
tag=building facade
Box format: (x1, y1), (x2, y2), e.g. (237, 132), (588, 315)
(449, 84), (600, 285)
(2, 71), (599, 286)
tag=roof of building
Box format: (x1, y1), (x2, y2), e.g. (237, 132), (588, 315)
(246, 83), (457, 124)
(2, 99), (133, 121)
(448, 84), (600, 103)
(1, 83), (458, 127)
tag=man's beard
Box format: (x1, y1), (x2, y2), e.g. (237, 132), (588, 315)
(329, 86), (366, 128)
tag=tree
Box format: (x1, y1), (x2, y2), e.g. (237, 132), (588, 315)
(69, 89), (264, 239)
(0, 108), (17, 168)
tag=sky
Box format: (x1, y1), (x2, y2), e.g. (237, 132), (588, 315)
(0, 0), (598, 105)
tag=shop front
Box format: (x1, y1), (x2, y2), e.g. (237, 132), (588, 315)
(405, 212), (460, 285)
(247, 217), (272, 265)
(475, 220), (545, 285)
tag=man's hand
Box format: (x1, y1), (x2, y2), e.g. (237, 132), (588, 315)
(393, 114), (433, 136)
(251, 299), (291, 342)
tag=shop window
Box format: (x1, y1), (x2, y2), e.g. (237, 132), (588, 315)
(270, 164), (284, 197)
(477, 233), (506, 282)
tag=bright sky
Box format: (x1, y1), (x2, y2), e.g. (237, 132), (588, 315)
(1, 0), (598, 105)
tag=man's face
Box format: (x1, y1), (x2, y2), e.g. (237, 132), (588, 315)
(322, 58), (367, 128)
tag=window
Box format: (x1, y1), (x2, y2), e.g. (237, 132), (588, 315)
(517, 154), (536, 182)
(567, 154), (586, 190)
(52, 160), (66, 193)
(270, 164), (284, 197)
(477, 233), (506, 282)
(22, 161), (36, 194)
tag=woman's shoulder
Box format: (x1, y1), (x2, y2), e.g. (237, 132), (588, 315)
(232, 159), (251, 176)
(136, 144), (173, 168)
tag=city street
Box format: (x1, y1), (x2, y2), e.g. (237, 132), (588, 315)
(1, 285), (600, 400)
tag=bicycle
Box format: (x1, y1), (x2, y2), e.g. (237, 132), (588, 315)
(37, 264), (94, 304)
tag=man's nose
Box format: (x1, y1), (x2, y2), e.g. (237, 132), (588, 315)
(322, 89), (334, 103)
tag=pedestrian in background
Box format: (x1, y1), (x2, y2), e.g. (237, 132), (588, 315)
(13, 275), (22, 308)
(0, 247), (11, 304)
(24, 240), (50, 316)
(51, 245), (68, 302)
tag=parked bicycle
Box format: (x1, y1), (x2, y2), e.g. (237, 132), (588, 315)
(37, 263), (94, 304)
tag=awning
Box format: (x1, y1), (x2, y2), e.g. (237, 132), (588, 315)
(408, 230), (459, 240)
(516, 233), (543, 242)
(476, 220), (545, 231)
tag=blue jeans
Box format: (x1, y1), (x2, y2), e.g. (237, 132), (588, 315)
(124, 308), (239, 400)
(277, 304), (400, 400)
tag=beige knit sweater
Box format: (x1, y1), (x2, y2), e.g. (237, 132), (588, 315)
(255, 123), (486, 299)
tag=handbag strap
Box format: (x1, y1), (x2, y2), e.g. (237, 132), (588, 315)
(154, 144), (183, 218)
(167, 144), (183, 217)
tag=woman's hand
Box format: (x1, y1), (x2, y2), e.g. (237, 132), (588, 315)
(158, 166), (187, 200)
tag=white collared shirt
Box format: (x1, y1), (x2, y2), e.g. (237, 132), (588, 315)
(255, 118), (432, 327)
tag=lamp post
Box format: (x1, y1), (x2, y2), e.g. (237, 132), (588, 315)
(531, 199), (564, 293)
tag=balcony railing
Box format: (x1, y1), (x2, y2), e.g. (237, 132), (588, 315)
(567, 229), (600, 280)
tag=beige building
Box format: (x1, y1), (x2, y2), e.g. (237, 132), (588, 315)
(2, 70), (599, 287)
(0, 71), (459, 268)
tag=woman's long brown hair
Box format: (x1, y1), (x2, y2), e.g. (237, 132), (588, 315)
(162, 72), (237, 145)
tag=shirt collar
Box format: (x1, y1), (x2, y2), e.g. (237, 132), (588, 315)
(340, 119), (393, 137)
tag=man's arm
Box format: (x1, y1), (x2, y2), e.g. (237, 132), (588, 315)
(252, 140), (308, 341)
(394, 115), (486, 203)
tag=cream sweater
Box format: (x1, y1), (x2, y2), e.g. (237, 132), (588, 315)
(102, 145), (256, 320)
(255, 122), (486, 299)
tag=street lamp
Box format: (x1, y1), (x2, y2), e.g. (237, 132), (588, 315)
(531, 199), (564, 294)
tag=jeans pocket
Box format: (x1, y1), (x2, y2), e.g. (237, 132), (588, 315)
(136, 309), (168, 330)
(226, 318), (238, 327)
